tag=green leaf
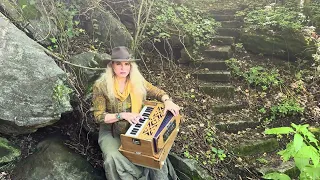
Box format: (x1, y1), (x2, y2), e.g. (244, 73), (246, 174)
(50, 38), (57, 43)
(263, 172), (291, 180)
(211, 147), (217, 153)
(294, 157), (310, 170)
(22, 4), (27, 9)
(296, 146), (320, 167)
(300, 166), (320, 180)
(265, 127), (294, 135)
(278, 142), (295, 161)
(293, 133), (304, 152)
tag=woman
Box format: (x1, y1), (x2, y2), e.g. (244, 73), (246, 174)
(92, 46), (180, 180)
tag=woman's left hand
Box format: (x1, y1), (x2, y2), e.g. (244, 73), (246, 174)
(164, 101), (180, 116)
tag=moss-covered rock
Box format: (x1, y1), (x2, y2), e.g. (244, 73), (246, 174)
(169, 154), (213, 180)
(240, 30), (317, 61)
(233, 138), (279, 156)
(12, 137), (104, 180)
(0, 0), (58, 45)
(0, 137), (21, 165)
(17, 0), (41, 20)
(0, 12), (71, 135)
(258, 160), (299, 179)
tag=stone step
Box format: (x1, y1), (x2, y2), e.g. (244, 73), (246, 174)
(192, 71), (231, 82)
(214, 109), (261, 133)
(212, 102), (247, 113)
(211, 36), (234, 45)
(221, 21), (243, 28)
(220, 128), (280, 157)
(217, 28), (240, 38)
(216, 121), (260, 133)
(199, 82), (234, 98)
(169, 154), (213, 180)
(257, 157), (299, 179)
(204, 45), (233, 59)
(192, 59), (228, 71)
(212, 14), (236, 21)
(210, 9), (239, 15)
(232, 137), (279, 156)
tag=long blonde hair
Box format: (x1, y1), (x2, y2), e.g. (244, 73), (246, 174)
(94, 61), (147, 103)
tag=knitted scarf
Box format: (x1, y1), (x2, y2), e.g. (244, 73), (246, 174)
(114, 78), (142, 113)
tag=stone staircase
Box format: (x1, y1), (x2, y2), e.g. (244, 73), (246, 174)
(189, 10), (297, 179)
(191, 9), (241, 104)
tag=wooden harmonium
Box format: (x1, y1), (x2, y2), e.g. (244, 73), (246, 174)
(119, 101), (181, 169)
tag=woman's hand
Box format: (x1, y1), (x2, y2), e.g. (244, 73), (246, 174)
(120, 112), (143, 124)
(164, 101), (180, 116)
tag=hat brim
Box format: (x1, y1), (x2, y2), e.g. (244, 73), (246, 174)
(106, 58), (141, 62)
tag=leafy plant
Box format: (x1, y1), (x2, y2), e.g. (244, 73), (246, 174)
(53, 82), (72, 105)
(211, 147), (227, 161)
(264, 123), (320, 180)
(244, 66), (282, 90)
(311, 39), (320, 78)
(235, 43), (246, 53)
(204, 129), (227, 164)
(269, 98), (304, 120)
(225, 58), (244, 77)
(184, 150), (192, 159)
(304, 0), (320, 28)
(226, 59), (282, 91)
(47, 2), (85, 53)
(243, 6), (306, 33)
(145, 0), (220, 56)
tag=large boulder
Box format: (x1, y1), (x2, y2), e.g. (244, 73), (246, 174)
(240, 30), (317, 61)
(69, 52), (110, 94)
(0, 12), (72, 135)
(0, 0), (59, 45)
(12, 137), (104, 180)
(169, 154), (214, 180)
(82, 10), (133, 49)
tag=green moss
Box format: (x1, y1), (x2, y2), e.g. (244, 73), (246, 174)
(53, 80), (72, 112)
(17, 0), (41, 20)
(233, 138), (279, 156)
(241, 31), (317, 60)
(0, 138), (21, 165)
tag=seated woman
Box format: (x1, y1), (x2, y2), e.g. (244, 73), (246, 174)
(92, 46), (180, 180)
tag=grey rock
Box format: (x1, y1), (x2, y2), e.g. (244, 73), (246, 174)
(241, 30), (317, 61)
(12, 137), (104, 180)
(0, 0), (59, 45)
(82, 10), (133, 49)
(0, 12), (72, 135)
(169, 154), (213, 180)
(69, 52), (110, 94)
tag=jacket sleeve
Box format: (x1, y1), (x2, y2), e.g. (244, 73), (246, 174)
(92, 85), (107, 123)
(144, 80), (167, 101)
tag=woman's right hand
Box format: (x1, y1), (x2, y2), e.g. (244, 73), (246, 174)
(120, 112), (143, 124)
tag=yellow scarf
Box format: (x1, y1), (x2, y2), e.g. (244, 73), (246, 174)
(114, 78), (143, 113)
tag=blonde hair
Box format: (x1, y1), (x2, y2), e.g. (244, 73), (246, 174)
(94, 61), (147, 103)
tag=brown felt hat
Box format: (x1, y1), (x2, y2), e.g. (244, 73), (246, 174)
(108, 46), (140, 61)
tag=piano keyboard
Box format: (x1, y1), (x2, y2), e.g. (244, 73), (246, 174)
(125, 106), (154, 137)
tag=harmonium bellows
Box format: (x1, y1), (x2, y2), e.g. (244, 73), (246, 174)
(119, 101), (181, 169)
